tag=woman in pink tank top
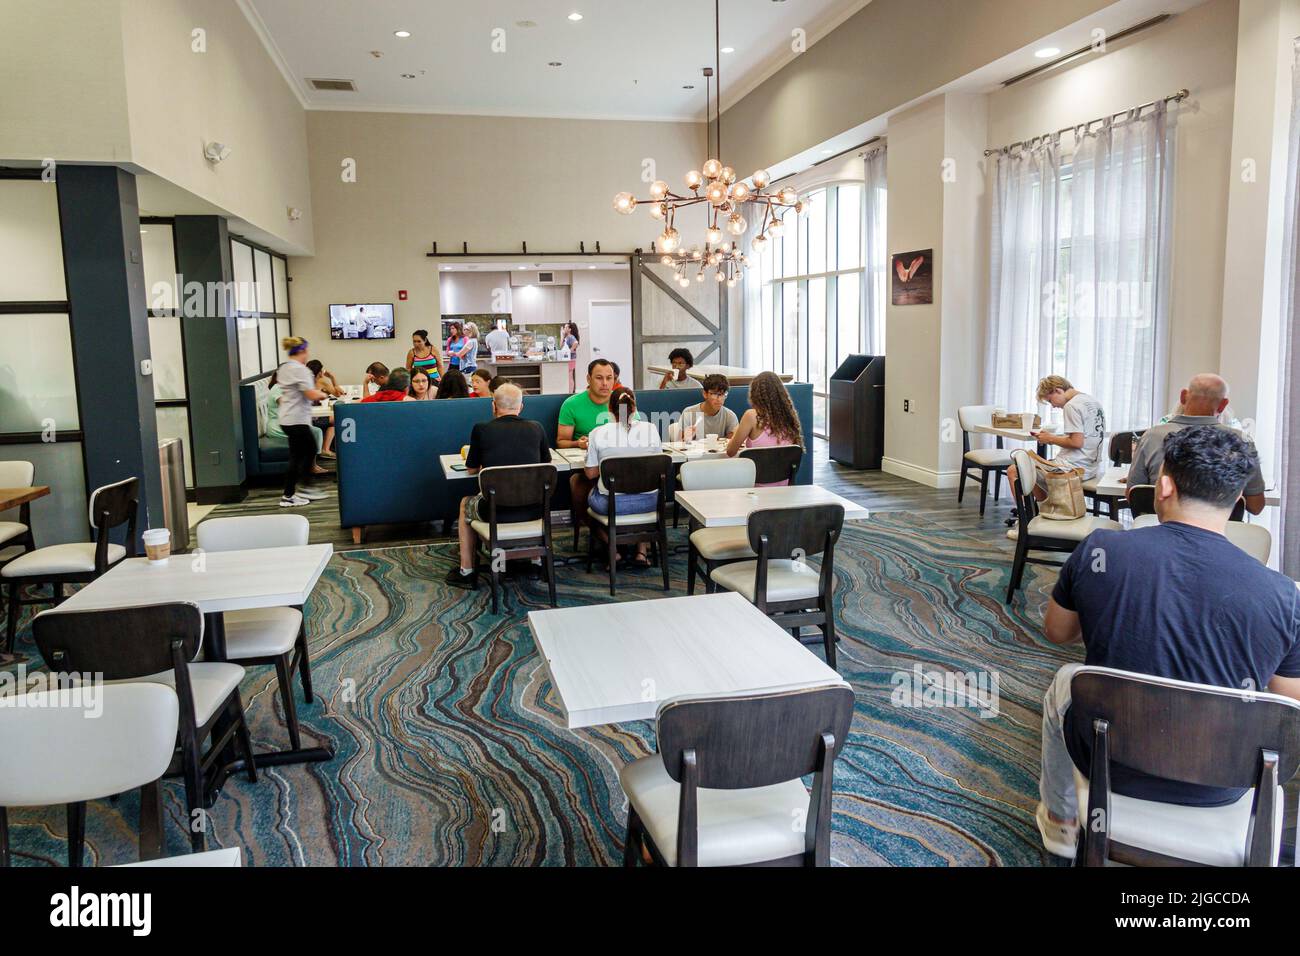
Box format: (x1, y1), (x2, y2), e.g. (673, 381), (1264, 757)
(726, 371), (804, 487)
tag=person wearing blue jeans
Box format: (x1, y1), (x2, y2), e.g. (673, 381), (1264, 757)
(584, 385), (662, 568)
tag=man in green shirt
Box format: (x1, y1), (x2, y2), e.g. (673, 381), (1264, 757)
(559, 359), (616, 534)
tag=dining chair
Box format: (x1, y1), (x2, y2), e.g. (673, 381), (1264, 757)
(739, 444), (803, 486)
(1130, 484), (1248, 528)
(1224, 522), (1272, 564)
(620, 684), (854, 867)
(32, 601), (258, 853)
(1083, 432), (1145, 518)
(1005, 450), (1122, 603)
(2, 477), (137, 655)
(586, 454), (672, 596)
(709, 504), (844, 668)
(956, 405), (1012, 516)
(195, 515), (317, 750)
(1068, 666), (1300, 866)
(0, 460), (37, 567)
(681, 457), (757, 596)
(470, 463), (559, 613)
(0, 681), (179, 867)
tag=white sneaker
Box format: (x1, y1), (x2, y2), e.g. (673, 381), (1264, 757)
(297, 487), (331, 501)
(280, 494), (310, 508)
(1035, 802), (1078, 860)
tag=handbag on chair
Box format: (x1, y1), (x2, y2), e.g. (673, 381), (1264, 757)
(1026, 450), (1086, 520)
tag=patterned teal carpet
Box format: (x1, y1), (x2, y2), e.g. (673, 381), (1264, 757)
(3, 513), (1075, 866)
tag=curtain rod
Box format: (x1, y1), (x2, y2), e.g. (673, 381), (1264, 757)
(983, 88), (1188, 157)
(770, 136), (886, 187)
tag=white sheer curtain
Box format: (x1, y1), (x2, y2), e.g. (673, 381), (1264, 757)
(1064, 103), (1175, 430)
(863, 146), (888, 356)
(984, 138), (1060, 411)
(1279, 42), (1300, 577)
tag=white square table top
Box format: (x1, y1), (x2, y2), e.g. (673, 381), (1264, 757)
(971, 423), (1039, 443)
(439, 449), (573, 481)
(1093, 464), (1130, 498)
(51, 544), (333, 616)
(528, 592), (846, 729)
(675, 485), (870, 528)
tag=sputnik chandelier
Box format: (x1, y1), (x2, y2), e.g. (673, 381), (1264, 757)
(612, 0), (803, 287)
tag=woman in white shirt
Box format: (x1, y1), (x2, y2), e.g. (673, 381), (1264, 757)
(584, 386), (663, 567)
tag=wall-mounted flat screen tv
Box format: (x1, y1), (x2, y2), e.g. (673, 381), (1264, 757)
(329, 303), (395, 340)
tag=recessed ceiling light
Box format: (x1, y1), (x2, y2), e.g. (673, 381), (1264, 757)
(568, 12), (584, 21)
(821, 149), (834, 155)
(516, 19), (536, 28)
(588, 264), (597, 269)
(548, 61), (563, 67)
(394, 30), (411, 38)
(1034, 47), (1061, 58)
(682, 84), (695, 90)
(720, 47), (735, 54)
(400, 73), (416, 79)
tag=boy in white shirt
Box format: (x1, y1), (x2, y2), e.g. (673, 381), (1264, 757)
(1007, 375), (1107, 500)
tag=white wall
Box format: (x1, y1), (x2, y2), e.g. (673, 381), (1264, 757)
(569, 268), (632, 376)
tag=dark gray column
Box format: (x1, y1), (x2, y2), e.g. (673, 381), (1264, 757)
(173, 216), (247, 504)
(55, 165), (162, 544)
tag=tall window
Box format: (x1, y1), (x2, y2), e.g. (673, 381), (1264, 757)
(746, 181), (874, 437)
(232, 236), (292, 381)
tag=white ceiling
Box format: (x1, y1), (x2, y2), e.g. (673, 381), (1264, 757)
(241, 0), (871, 121)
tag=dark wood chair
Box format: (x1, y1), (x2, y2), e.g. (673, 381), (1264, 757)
(1083, 431), (1145, 518)
(0, 681), (179, 867)
(586, 454), (671, 596)
(32, 602), (258, 854)
(2, 477), (138, 655)
(1005, 450), (1120, 603)
(472, 463), (559, 613)
(739, 444), (803, 486)
(620, 684), (854, 867)
(956, 405), (1012, 516)
(1068, 666), (1300, 867)
(709, 504), (844, 668)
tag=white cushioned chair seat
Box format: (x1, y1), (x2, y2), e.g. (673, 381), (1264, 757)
(107, 663), (245, 727)
(621, 754), (809, 866)
(710, 559), (823, 603)
(470, 518), (545, 542)
(0, 521), (27, 546)
(587, 508), (658, 527)
(690, 527), (755, 561)
(1081, 477), (1101, 493)
(220, 607), (303, 659)
(1, 542), (125, 577)
(1007, 515), (1121, 543)
(1131, 513), (1159, 529)
(1073, 769), (1282, 867)
(964, 448), (1012, 467)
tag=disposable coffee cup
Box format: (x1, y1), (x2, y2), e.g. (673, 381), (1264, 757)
(143, 528), (171, 565)
(1021, 413), (1034, 431)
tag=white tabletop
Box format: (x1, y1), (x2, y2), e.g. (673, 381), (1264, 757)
(675, 485), (870, 528)
(1093, 464), (1129, 498)
(971, 423), (1041, 443)
(52, 544), (334, 615)
(439, 449), (572, 481)
(646, 364), (794, 385)
(528, 592), (845, 728)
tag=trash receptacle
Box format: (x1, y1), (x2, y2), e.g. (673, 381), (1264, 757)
(158, 438), (190, 553)
(829, 355), (885, 469)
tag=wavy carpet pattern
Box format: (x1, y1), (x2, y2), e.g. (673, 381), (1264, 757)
(3, 513), (1074, 866)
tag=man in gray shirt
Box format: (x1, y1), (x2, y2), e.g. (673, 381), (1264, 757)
(680, 374), (739, 439)
(1127, 373), (1266, 515)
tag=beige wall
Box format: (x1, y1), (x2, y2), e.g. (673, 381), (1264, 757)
(987, 0), (1240, 413)
(290, 110), (702, 378)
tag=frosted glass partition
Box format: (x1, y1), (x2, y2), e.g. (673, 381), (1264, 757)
(1, 443), (88, 546)
(232, 240), (256, 313)
(258, 318), (277, 374)
(254, 249), (274, 313)
(276, 317), (291, 349)
(0, 314), (79, 432)
(237, 316), (261, 379)
(273, 257), (289, 313)
(0, 180), (65, 301)
(148, 314), (186, 400)
(155, 405), (194, 487)
(140, 223), (177, 311)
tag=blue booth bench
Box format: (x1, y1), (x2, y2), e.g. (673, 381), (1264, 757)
(333, 383), (814, 543)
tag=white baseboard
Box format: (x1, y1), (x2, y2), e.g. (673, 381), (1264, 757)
(881, 457), (963, 490)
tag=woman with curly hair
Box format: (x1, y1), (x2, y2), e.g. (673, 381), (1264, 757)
(727, 371), (803, 486)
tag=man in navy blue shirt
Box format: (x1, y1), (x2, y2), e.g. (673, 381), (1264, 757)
(1035, 426), (1300, 859)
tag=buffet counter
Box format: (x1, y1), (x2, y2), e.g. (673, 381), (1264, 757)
(478, 356), (571, 394)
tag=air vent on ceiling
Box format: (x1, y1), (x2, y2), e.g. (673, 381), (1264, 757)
(308, 78), (356, 92)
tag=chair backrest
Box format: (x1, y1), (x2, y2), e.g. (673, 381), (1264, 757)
(679, 457), (755, 492)
(87, 477), (139, 534)
(33, 602), (204, 680)
(1127, 483), (1156, 516)
(196, 514), (309, 553)
(600, 453), (672, 496)
(956, 404), (996, 433)
(0, 460), (35, 489)
(656, 684), (854, 789)
(1068, 666), (1300, 790)
(746, 504), (844, 560)
(740, 444), (803, 485)
(1224, 522), (1272, 564)
(0, 682), (179, 807)
(1108, 430), (1143, 466)
(666, 421), (683, 442)
(477, 463), (558, 511)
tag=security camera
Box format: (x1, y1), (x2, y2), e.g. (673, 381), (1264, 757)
(204, 142), (233, 163)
